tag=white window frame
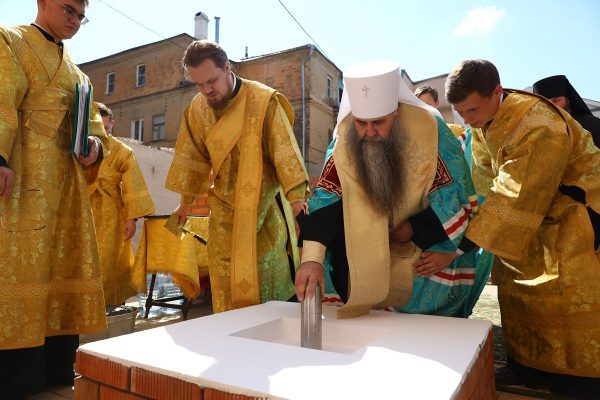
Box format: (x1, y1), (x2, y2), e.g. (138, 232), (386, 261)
(136, 64), (146, 87)
(327, 75), (333, 98)
(152, 114), (166, 141)
(131, 119), (144, 142)
(105, 72), (115, 95)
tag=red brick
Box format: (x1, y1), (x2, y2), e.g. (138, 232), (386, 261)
(204, 388), (266, 400)
(100, 385), (147, 400)
(76, 351), (131, 390)
(74, 376), (100, 400)
(131, 367), (201, 400)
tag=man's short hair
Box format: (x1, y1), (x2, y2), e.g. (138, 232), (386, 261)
(181, 40), (229, 71)
(445, 60), (500, 104)
(95, 102), (112, 121)
(414, 85), (438, 102)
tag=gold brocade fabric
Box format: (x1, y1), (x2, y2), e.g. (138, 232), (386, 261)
(446, 123), (466, 138)
(466, 90), (600, 377)
(88, 136), (155, 305)
(165, 79), (309, 312)
(132, 217), (208, 299)
(0, 25), (110, 349)
(332, 104), (437, 318)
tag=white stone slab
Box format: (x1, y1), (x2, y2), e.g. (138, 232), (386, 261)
(78, 301), (492, 399)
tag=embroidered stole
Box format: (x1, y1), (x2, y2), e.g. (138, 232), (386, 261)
(204, 81), (275, 309)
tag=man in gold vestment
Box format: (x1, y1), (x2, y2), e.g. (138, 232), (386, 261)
(446, 59), (600, 398)
(0, 0), (109, 397)
(166, 40), (309, 313)
(90, 103), (155, 307)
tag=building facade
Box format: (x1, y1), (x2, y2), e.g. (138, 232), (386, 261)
(235, 45), (342, 175)
(79, 33), (198, 147)
(79, 28), (342, 177)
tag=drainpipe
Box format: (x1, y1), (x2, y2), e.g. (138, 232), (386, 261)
(301, 44), (314, 163)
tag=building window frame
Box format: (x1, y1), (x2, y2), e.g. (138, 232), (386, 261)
(327, 75), (333, 99)
(131, 119), (144, 142)
(136, 64), (146, 87)
(106, 72), (115, 95)
(152, 114), (166, 141)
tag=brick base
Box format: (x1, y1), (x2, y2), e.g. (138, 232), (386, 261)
(75, 351), (264, 400)
(75, 329), (495, 399)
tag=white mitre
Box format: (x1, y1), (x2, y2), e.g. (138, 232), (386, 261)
(339, 60), (441, 124)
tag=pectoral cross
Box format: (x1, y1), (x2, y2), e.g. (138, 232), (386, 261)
(362, 85), (369, 97)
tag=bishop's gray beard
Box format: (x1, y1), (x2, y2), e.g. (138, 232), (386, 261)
(346, 123), (405, 216)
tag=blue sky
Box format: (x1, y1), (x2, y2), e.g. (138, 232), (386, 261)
(2, 0), (599, 100)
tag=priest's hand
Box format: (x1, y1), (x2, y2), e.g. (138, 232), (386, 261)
(413, 251), (458, 277)
(295, 261), (325, 301)
(124, 219), (136, 240)
(174, 204), (192, 225)
(390, 220), (414, 243)
(0, 166), (15, 198)
(78, 136), (100, 166)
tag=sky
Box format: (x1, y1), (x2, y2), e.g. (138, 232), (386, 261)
(2, 0), (600, 100)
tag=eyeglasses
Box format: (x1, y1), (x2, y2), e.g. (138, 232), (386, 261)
(51, 0), (89, 25)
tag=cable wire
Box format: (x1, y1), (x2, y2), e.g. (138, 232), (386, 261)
(97, 0), (189, 50)
(277, 0), (327, 57)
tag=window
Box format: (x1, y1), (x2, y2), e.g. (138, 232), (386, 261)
(106, 72), (115, 94)
(152, 114), (165, 141)
(136, 64), (145, 87)
(327, 76), (333, 98)
(131, 119), (144, 142)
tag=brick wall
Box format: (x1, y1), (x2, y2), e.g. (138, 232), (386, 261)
(75, 352), (265, 400)
(81, 35), (194, 105)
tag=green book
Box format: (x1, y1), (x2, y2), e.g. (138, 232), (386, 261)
(71, 78), (92, 157)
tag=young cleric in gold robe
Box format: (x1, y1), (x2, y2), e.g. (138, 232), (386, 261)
(90, 103), (155, 306)
(446, 59), (600, 398)
(0, 0), (110, 397)
(166, 40), (309, 313)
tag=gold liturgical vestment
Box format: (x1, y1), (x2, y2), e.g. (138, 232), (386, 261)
(466, 90), (600, 377)
(0, 25), (109, 349)
(446, 123), (466, 138)
(166, 79), (309, 312)
(88, 136), (155, 305)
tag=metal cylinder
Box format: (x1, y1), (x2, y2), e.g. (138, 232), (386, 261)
(301, 283), (322, 350)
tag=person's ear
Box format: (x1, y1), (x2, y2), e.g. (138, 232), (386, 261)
(493, 84), (503, 97)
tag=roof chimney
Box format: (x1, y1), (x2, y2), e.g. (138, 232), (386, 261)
(194, 12), (209, 40)
(214, 16), (220, 43)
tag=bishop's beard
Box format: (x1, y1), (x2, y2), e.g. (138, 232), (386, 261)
(346, 122), (405, 216)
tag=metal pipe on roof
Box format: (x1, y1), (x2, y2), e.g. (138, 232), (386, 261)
(301, 44), (314, 162)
